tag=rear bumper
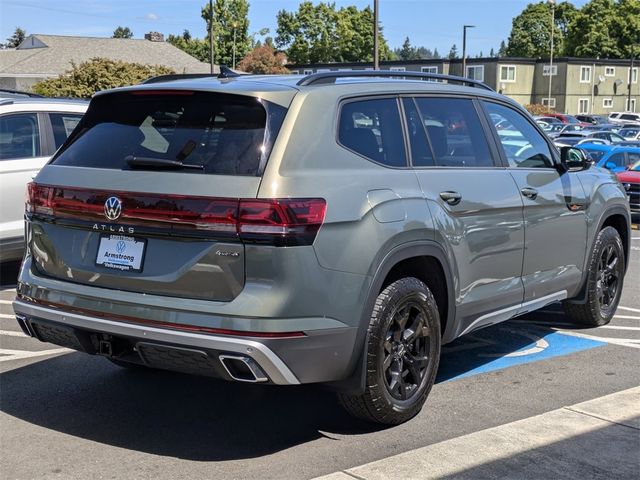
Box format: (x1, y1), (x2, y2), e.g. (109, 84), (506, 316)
(12, 299), (358, 385)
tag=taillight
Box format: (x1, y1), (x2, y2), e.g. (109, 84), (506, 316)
(238, 199), (326, 246)
(26, 183), (326, 246)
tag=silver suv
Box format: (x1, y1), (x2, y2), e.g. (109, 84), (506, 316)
(12, 71), (631, 424)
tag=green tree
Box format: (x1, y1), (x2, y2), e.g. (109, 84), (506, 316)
(489, 47), (496, 57)
(2, 27), (26, 48)
(448, 44), (458, 59)
(167, 30), (209, 62)
(565, 0), (640, 58)
(498, 40), (507, 57)
(275, 2), (391, 64)
(398, 37), (416, 60)
(506, 1), (577, 58)
(202, 0), (251, 67)
(32, 58), (174, 98)
(433, 48), (440, 59)
(112, 26), (134, 39)
(237, 45), (290, 73)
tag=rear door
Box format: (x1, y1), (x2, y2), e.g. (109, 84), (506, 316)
(28, 89), (290, 302)
(0, 112), (48, 248)
(481, 100), (588, 305)
(402, 96), (525, 336)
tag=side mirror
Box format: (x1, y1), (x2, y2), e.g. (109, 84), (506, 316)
(559, 146), (592, 172)
(604, 161), (617, 171)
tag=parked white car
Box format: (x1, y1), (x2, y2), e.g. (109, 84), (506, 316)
(0, 96), (87, 261)
(608, 112), (640, 125)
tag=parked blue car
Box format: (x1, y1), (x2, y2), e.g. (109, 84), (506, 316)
(578, 143), (640, 172)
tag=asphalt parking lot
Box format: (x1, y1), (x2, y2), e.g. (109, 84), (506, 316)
(1, 235), (639, 480)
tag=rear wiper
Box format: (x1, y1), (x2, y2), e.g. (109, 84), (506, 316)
(125, 155), (204, 170)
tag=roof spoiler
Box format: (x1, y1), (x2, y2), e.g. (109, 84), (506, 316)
(141, 65), (249, 84)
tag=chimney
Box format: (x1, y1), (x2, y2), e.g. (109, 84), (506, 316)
(145, 32), (164, 42)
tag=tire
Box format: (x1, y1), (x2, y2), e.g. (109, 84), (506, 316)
(564, 226), (625, 327)
(338, 277), (441, 425)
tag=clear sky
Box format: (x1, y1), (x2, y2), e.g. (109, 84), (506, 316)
(0, 0), (589, 56)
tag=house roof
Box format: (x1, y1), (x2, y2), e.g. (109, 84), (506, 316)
(0, 34), (211, 76)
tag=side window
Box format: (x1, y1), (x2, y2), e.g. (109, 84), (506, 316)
(413, 97), (494, 167)
(483, 101), (554, 168)
(49, 113), (83, 149)
(338, 98), (407, 167)
(0, 113), (40, 160)
(628, 152), (640, 165)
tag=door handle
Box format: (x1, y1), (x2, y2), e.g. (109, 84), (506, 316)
(520, 187), (538, 200)
(439, 191), (462, 206)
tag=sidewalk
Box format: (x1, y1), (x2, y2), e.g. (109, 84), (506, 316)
(315, 387), (640, 480)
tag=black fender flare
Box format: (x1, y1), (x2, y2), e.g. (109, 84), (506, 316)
(327, 240), (455, 394)
(568, 205), (631, 305)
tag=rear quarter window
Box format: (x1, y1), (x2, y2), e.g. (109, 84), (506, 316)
(52, 91), (286, 176)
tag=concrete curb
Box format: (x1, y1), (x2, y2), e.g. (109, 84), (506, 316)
(314, 387), (640, 480)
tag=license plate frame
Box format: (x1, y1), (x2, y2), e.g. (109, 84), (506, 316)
(95, 234), (147, 273)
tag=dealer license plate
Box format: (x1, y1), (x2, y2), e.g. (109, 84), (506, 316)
(95, 235), (146, 272)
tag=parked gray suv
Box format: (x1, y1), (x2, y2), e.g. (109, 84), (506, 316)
(12, 71), (630, 425)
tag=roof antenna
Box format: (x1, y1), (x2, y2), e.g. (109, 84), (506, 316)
(218, 65), (248, 79)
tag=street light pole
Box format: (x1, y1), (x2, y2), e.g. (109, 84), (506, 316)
(373, 0), (379, 70)
(209, 0), (214, 73)
(462, 25), (475, 78)
(547, 0), (555, 112)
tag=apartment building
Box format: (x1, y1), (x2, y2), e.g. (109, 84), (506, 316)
(288, 57), (638, 115)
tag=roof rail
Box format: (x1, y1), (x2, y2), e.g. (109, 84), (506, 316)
(141, 66), (249, 84)
(296, 71), (494, 90)
(0, 88), (44, 98)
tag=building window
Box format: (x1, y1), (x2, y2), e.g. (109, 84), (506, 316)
(499, 65), (516, 82)
(542, 64), (557, 76)
(630, 67), (639, 84)
(303, 69), (313, 75)
(390, 66), (406, 72)
(421, 66), (439, 82)
(578, 98), (590, 114)
(580, 66), (591, 83)
(466, 65), (484, 81)
(604, 66), (615, 77)
(627, 98), (637, 113)
(603, 98), (613, 108)
(541, 97), (556, 108)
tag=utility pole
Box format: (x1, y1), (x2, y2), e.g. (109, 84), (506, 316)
(232, 22), (238, 69)
(209, 0), (214, 73)
(629, 49), (637, 112)
(373, 0), (379, 70)
(462, 25), (475, 77)
(547, 0), (555, 112)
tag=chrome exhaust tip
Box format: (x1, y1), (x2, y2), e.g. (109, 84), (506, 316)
(219, 354), (268, 383)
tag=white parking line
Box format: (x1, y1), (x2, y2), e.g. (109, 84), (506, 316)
(557, 330), (640, 349)
(0, 348), (71, 362)
(617, 306), (640, 313)
(0, 313), (15, 319)
(0, 330), (26, 337)
(599, 325), (640, 331)
(0, 299), (12, 305)
(613, 315), (640, 320)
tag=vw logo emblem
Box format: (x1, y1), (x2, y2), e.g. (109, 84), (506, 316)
(116, 240), (126, 254)
(104, 196), (122, 221)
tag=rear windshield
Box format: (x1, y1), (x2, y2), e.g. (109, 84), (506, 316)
(51, 91), (287, 176)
